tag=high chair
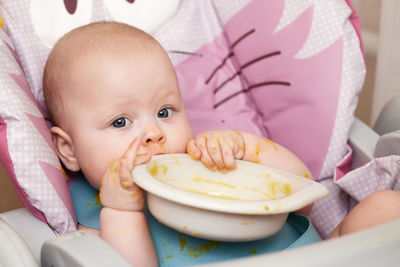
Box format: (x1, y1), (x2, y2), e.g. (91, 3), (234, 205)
(0, 0), (399, 266)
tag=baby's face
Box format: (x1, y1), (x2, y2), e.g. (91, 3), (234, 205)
(60, 47), (192, 189)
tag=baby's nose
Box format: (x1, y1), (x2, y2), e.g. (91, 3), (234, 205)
(143, 126), (165, 145)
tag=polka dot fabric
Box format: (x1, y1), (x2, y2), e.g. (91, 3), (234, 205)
(0, 0), (374, 237)
(337, 156), (400, 201)
(311, 154), (400, 238)
(0, 30), (77, 233)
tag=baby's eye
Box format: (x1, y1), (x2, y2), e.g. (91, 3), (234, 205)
(111, 117), (132, 128)
(158, 108), (174, 119)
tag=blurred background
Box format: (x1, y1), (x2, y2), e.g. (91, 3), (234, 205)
(353, 0), (381, 125)
(0, 0), (394, 212)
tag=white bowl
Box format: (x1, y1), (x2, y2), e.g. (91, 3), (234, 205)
(133, 154), (328, 242)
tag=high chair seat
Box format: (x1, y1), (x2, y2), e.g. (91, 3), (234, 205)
(1, 0), (400, 266)
(1, 207), (400, 266)
(0, 0), (366, 238)
(0, 208), (54, 263)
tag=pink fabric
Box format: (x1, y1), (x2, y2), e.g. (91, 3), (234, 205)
(335, 145), (353, 181)
(9, 73), (48, 118)
(345, 0), (365, 58)
(39, 161), (77, 224)
(336, 156), (400, 201)
(175, 33), (267, 137)
(0, 0), (366, 235)
(220, 0), (343, 178)
(1, 31), (75, 232)
(0, 116), (48, 223)
(25, 113), (56, 154)
(310, 178), (350, 238)
(4, 42), (23, 71)
(177, 0), (345, 178)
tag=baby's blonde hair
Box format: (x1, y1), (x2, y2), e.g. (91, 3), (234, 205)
(43, 21), (162, 125)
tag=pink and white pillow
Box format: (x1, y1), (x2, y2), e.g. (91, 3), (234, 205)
(0, 0), (366, 236)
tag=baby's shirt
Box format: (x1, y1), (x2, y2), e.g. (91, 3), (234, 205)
(70, 172), (321, 266)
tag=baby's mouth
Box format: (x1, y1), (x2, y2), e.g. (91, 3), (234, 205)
(150, 143), (168, 155)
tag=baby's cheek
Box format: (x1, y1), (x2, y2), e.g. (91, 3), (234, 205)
(172, 141), (188, 153)
(170, 135), (192, 154)
(79, 162), (106, 190)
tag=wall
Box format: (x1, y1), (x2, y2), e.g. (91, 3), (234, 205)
(353, 0), (400, 127)
(0, 163), (20, 212)
(352, 0), (381, 126)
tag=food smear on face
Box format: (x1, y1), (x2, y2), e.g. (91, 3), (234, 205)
(146, 159), (293, 201)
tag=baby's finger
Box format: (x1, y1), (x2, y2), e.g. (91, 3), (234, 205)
(119, 159), (135, 188)
(195, 136), (217, 171)
(120, 139), (141, 188)
(219, 137), (236, 170)
(105, 160), (119, 180)
(187, 139), (201, 160)
(232, 131), (245, 160)
(206, 137), (226, 172)
(123, 138), (141, 170)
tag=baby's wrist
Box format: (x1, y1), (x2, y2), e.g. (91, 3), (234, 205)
(101, 206), (145, 214)
(100, 207), (147, 231)
(100, 186), (144, 211)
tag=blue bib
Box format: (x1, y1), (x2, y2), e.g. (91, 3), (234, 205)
(71, 173), (321, 266)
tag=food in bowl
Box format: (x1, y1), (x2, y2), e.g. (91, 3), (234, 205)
(147, 159), (293, 201)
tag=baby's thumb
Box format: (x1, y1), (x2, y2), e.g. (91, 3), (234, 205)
(119, 158), (135, 188)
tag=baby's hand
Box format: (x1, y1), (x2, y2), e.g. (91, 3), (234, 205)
(100, 139), (149, 211)
(187, 130), (245, 172)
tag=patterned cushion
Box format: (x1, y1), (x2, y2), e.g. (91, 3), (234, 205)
(0, 0), (365, 234)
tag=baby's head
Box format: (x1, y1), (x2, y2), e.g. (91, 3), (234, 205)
(43, 22), (192, 189)
(44, 21), (161, 127)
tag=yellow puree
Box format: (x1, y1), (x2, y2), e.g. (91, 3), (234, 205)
(147, 160), (292, 201)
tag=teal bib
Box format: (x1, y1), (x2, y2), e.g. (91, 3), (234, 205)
(71, 174), (321, 266)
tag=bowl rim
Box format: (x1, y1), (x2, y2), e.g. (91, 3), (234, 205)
(133, 153), (328, 215)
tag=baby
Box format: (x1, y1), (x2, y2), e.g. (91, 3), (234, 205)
(43, 22), (400, 266)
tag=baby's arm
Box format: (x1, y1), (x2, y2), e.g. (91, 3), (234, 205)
(239, 131), (311, 178)
(99, 139), (157, 267)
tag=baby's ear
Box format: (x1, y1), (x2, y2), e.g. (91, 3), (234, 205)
(50, 126), (80, 172)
